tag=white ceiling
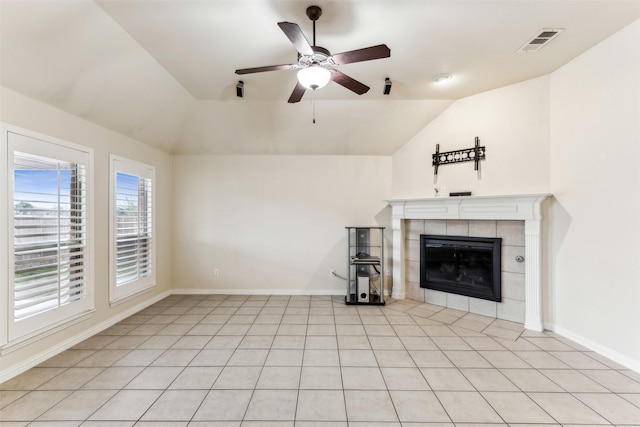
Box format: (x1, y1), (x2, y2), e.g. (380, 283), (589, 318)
(2, 0), (639, 155)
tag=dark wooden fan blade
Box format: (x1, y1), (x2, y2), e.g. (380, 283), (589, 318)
(278, 22), (314, 56)
(330, 70), (370, 95)
(288, 82), (306, 103)
(235, 64), (296, 75)
(331, 44), (391, 65)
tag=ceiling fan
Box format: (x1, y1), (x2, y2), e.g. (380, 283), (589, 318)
(235, 5), (391, 103)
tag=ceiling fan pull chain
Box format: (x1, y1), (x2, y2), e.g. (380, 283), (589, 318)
(312, 90), (316, 124)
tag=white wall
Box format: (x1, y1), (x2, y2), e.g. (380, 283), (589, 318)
(548, 20), (640, 367)
(0, 87), (174, 379)
(173, 155), (392, 294)
(392, 76), (551, 198)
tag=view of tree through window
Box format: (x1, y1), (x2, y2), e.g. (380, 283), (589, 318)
(115, 171), (152, 286)
(13, 151), (87, 321)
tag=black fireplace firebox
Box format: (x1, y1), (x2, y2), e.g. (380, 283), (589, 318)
(420, 235), (502, 302)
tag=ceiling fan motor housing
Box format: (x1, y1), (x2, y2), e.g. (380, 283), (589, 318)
(298, 46), (332, 68)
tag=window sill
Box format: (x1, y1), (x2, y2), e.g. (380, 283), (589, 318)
(109, 283), (156, 307)
(0, 309), (95, 356)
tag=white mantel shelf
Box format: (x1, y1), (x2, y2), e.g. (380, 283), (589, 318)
(386, 194), (551, 331)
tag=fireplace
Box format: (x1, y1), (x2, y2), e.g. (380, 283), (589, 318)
(387, 194), (550, 331)
(420, 235), (501, 302)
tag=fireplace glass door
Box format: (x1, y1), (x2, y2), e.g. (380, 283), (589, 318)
(420, 235), (501, 302)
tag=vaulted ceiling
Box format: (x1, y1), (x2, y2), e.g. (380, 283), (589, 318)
(2, 1), (638, 155)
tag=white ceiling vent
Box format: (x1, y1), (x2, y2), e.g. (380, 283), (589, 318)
(518, 28), (564, 52)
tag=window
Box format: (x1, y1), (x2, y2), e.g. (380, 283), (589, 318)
(109, 156), (155, 302)
(3, 126), (93, 343)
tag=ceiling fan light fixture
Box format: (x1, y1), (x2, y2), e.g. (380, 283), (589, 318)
(297, 66), (331, 90)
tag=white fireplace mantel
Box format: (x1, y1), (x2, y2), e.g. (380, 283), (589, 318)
(386, 194), (551, 331)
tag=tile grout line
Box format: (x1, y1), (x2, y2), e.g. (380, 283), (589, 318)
(184, 294), (235, 425)
(291, 294), (307, 424)
(381, 304), (426, 424)
(132, 293), (212, 425)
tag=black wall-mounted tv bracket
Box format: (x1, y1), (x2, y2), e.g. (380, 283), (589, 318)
(432, 136), (486, 177)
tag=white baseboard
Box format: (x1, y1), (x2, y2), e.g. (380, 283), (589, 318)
(0, 290), (171, 384)
(171, 288), (345, 296)
(171, 288), (393, 297)
(548, 323), (640, 373)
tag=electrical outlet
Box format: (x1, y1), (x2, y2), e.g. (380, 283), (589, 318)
(329, 269), (336, 277)
(214, 268), (220, 277)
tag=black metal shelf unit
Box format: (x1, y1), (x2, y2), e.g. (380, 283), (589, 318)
(345, 227), (385, 305)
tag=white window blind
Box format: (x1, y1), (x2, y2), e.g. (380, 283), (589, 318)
(110, 156), (155, 302)
(5, 128), (93, 342)
(13, 152), (87, 319)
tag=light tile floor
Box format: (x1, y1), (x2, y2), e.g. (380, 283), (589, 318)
(2, 294), (640, 426)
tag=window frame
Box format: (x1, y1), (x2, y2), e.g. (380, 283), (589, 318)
(109, 155), (156, 304)
(1, 124), (94, 346)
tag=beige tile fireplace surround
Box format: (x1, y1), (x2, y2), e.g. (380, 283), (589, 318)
(404, 218), (527, 322)
(387, 194), (550, 332)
